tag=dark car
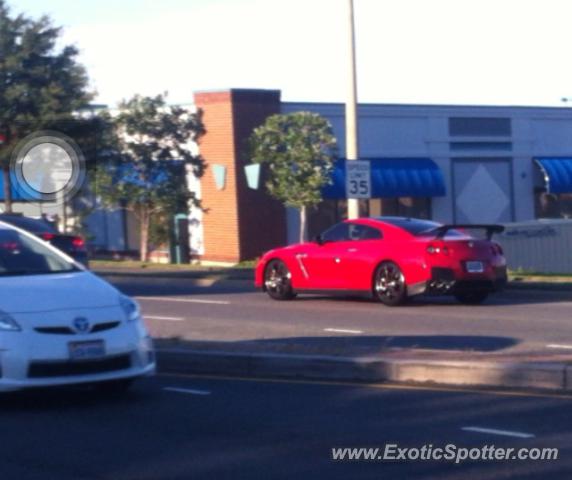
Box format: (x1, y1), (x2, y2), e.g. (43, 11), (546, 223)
(0, 215), (89, 267)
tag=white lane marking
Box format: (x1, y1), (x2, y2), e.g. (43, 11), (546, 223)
(145, 315), (185, 322)
(546, 344), (572, 350)
(163, 387), (211, 396)
(136, 296), (230, 305)
(324, 328), (363, 335)
(461, 426), (535, 439)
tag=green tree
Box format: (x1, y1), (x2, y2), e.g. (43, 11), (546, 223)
(0, 0), (91, 211)
(249, 112), (338, 242)
(95, 94), (205, 261)
(57, 110), (119, 236)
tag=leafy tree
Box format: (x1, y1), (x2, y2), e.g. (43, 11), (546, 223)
(49, 111), (121, 236)
(0, 0), (91, 211)
(95, 94), (205, 261)
(249, 112), (338, 242)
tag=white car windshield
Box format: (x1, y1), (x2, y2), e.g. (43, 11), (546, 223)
(0, 225), (79, 276)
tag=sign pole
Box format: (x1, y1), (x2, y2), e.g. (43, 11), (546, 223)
(346, 0), (360, 219)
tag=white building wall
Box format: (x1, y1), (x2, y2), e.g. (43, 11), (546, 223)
(84, 207), (127, 251)
(282, 102), (572, 233)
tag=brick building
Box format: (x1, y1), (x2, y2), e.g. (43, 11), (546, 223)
(191, 89), (286, 263)
(191, 88), (572, 264)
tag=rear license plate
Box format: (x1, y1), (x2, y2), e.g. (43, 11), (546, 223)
(466, 261), (484, 273)
(69, 340), (105, 360)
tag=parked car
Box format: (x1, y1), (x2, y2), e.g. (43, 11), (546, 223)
(255, 217), (508, 306)
(0, 220), (155, 392)
(0, 214), (89, 266)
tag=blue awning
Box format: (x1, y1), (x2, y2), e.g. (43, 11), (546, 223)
(0, 174), (42, 201)
(323, 158), (446, 199)
(322, 160), (347, 199)
(535, 158), (572, 194)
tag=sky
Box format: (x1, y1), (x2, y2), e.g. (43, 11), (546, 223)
(12, 0), (572, 107)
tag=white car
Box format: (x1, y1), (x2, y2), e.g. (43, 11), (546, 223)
(0, 221), (155, 392)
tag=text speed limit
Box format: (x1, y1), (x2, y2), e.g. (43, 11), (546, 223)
(346, 160), (371, 199)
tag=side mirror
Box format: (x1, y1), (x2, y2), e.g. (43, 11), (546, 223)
(314, 234), (324, 245)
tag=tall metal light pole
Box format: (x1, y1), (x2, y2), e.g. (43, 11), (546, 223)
(346, 0), (360, 219)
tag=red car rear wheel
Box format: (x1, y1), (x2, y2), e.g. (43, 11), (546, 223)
(264, 260), (296, 301)
(373, 261), (407, 306)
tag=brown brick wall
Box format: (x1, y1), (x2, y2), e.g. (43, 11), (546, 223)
(194, 91), (241, 263)
(231, 90), (286, 261)
(194, 89), (286, 263)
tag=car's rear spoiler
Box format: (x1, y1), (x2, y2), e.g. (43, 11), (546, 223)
(432, 224), (505, 240)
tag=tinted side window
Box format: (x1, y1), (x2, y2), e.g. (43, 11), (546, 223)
(321, 223), (350, 242)
(348, 224), (382, 241)
(377, 218), (441, 235)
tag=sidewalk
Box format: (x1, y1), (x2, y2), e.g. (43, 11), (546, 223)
(93, 264), (572, 291)
(93, 264), (253, 281)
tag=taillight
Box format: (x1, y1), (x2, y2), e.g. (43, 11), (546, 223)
(41, 233), (55, 241)
(72, 236), (85, 248)
(426, 242), (449, 255)
(0, 242), (20, 251)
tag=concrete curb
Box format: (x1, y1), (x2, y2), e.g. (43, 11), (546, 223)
(157, 348), (572, 392)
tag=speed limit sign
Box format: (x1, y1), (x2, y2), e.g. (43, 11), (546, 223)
(345, 160), (371, 199)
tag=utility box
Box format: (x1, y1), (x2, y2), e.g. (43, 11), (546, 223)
(171, 214), (190, 264)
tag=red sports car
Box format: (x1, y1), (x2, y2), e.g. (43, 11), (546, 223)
(255, 217), (508, 306)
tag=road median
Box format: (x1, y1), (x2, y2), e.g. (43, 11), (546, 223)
(155, 342), (572, 393)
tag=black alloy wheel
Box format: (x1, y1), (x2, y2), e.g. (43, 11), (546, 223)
(373, 261), (407, 306)
(264, 260), (296, 300)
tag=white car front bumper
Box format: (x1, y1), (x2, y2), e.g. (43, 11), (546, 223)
(0, 307), (156, 392)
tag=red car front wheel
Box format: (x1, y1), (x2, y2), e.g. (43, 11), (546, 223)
(373, 261), (407, 306)
(264, 260), (297, 301)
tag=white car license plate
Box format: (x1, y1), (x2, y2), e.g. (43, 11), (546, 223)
(466, 261), (484, 273)
(69, 340), (105, 360)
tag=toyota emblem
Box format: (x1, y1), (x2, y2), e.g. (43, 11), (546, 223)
(73, 317), (90, 333)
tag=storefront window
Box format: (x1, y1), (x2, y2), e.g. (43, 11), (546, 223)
(535, 190), (572, 219)
(308, 199), (371, 239)
(308, 197), (429, 240)
(378, 197), (431, 219)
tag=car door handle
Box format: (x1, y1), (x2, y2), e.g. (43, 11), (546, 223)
(347, 248), (358, 253)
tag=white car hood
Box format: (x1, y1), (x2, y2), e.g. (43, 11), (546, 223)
(0, 271), (121, 314)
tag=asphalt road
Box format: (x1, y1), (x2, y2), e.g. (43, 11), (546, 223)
(107, 276), (572, 355)
(1, 375), (571, 480)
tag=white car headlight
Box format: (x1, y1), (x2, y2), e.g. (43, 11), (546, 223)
(0, 311), (21, 332)
(119, 295), (141, 322)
